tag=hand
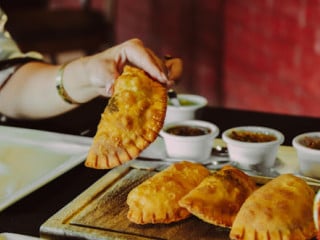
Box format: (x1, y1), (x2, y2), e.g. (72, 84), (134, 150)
(75, 38), (183, 97)
(164, 57), (183, 86)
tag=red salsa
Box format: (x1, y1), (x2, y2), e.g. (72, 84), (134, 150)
(299, 136), (320, 150)
(166, 125), (211, 136)
(229, 130), (276, 143)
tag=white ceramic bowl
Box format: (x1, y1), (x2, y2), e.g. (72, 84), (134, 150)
(222, 126), (284, 170)
(160, 120), (219, 162)
(165, 94), (207, 123)
(292, 132), (320, 179)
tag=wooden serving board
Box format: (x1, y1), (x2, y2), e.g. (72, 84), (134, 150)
(40, 163), (231, 240)
(40, 144), (320, 240)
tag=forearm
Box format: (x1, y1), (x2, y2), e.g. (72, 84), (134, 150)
(0, 61), (98, 119)
(0, 39), (183, 120)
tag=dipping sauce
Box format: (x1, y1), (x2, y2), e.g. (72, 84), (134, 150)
(299, 136), (320, 150)
(166, 125), (211, 136)
(168, 98), (197, 106)
(229, 130), (276, 143)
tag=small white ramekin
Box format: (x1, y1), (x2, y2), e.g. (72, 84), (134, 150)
(165, 94), (207, 123)
(222, 126), (284, 170)
(293, 132), (320, 179)
(160, 120), (219, 162)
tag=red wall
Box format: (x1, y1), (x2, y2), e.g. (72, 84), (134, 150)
(49, 0), (104, 10)
(50, 0), (320, 117)
(114, 0), (225, 106)
(223, 0), (320, 117)
(114, 0), (320, 117)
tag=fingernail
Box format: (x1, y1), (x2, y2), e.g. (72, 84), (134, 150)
(159, 72), (168, 82)
(168, 80), (175, 87)
(105, 81), (114, 96)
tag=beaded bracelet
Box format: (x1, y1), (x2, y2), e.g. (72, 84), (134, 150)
(56, 63), (81, 105)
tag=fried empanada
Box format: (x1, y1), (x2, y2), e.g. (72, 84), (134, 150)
(127, 161), (210, 224)
(85, 65), (167, 169)
(230, 174), (316, 240)
(179, 165), (257, 227)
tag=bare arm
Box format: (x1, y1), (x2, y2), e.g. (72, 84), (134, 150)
(0, 39), (183, 119)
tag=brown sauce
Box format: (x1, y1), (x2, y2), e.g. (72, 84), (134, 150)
(299, 136), (320, 150)
(166, 125), (211, 136)
(229, 130), (276, 143)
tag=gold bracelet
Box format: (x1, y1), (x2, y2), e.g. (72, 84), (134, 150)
(56, 63), (81, 105)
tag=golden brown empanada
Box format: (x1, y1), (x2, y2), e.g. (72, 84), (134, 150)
(126, 161), (210, 224)
(85, 65), (167, 169)
(179, 165), (257, 227)
(230, 174), (316, 240)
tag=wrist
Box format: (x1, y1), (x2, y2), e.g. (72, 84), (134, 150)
(56, 63), (82, 104)
(59, 60), (98, 104)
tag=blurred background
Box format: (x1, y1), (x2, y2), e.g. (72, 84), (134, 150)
(2, 0), (320, 118)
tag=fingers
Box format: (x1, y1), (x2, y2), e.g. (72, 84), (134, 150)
(118, 39), (169, 83)
(145, 47), (168, 76)
(164, 58), (183, 84)
(121, 40), (183, 86)
(98, 38), (183, 94)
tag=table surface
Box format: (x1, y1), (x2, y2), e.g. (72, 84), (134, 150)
(1, 97), (320, 237)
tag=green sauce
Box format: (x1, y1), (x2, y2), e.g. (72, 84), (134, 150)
(168, 98), (197, 106)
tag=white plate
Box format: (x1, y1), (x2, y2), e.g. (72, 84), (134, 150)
(139, 137), (229, 165)
(0, 232), (42, 239)
(0, 126), (92, 211)
(140, 138), (301, 174)
(139, 137), (167, 159)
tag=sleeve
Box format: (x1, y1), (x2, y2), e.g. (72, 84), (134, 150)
(0, 7), (44, 88)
